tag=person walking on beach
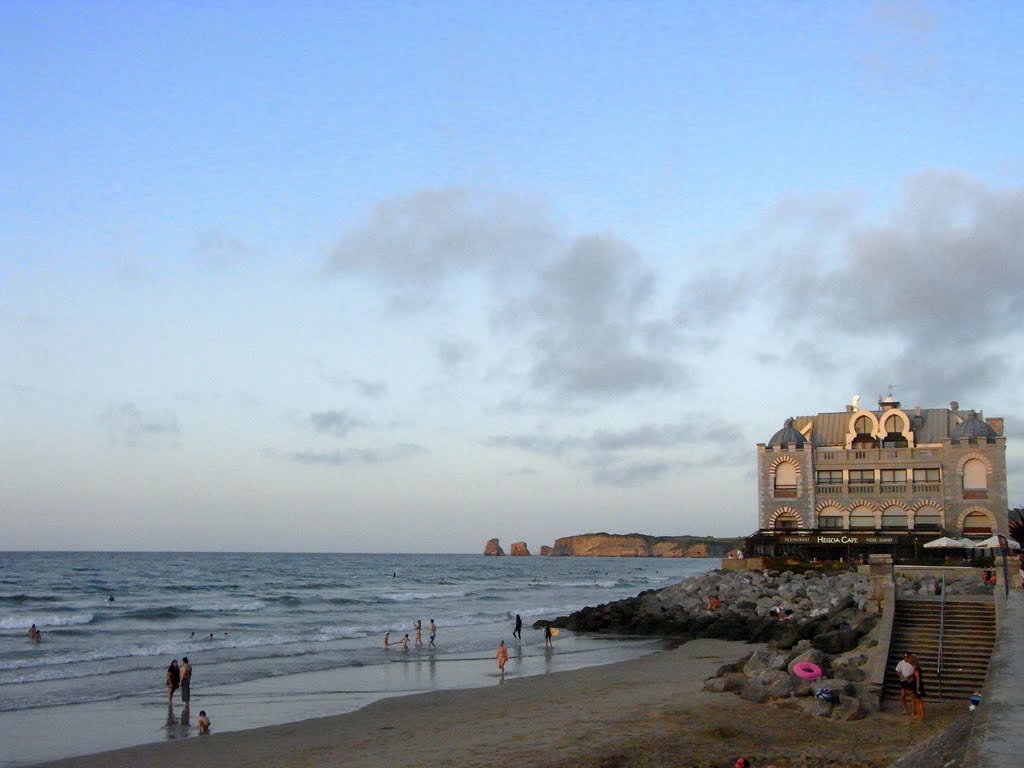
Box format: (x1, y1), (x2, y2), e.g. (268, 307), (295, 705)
(909, 654), (925, 721)
(513, 614), (522, 641)
(414, 619), (422, 647)
(166, 659), (180, 703)
(544, 625), (553, 648)
(179, 656), (192, 705)
(428, 619), (436, 647)
(895, 651), (915, 715)
(496, 640), (508, 677)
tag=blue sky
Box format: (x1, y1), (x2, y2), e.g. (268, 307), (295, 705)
(2, 2), (1023, 552)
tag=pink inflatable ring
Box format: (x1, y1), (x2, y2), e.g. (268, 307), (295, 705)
(792, 662), (822, 681)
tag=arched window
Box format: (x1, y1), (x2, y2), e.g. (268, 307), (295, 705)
(914, 507), (943, 530)
(882, 414), (908, 448)
(881, 507), (908, 529)
(849, 506), (875, 529)
(817, 507), (844, 529)
(774, 462), (797, 497)
(963, 459), (988, 498)
(773, 511), (802, 530)
(852, 415), (877, 448)
(962, 511), (993, 536)
(963, 459), (987, 488)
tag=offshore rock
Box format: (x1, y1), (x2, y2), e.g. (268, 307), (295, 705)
(483, 538), (504, 556)
(510, 541), (530, 556)
(539, 545), (554, 556)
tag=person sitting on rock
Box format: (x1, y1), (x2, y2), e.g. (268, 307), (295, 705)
(706, 595), (722, 613)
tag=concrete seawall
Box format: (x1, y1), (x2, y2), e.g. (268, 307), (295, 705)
(963, 583), (1023, 766)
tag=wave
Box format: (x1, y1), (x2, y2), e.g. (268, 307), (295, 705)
(111, 601), (266, 621)
(377, 590), (469, 602)
(0, 594), (60, 605)
(0, 613), (94, 630)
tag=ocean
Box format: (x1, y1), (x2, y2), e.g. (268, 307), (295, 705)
(0, 551), (717, 765)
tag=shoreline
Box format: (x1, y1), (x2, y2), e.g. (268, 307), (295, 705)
(31, 638), (958, 768)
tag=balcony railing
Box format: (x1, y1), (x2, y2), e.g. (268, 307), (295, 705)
(773, 485), (798, 498)
(963, 489), (988, 500)
(815, 482), (945, 497)
(814, 447), (938, 463)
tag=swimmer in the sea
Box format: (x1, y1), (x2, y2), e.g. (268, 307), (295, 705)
(197, 710), (211, 734)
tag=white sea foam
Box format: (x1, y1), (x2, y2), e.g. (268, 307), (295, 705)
(0, 613), (94, 630)
(378, 590), (469, 602)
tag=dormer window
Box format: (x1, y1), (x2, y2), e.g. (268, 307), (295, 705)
(882, 413), (908, 448)
(852, 415), (877, 448)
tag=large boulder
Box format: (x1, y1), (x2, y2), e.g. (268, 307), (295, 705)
(811, 629), (860, 654)
(509, 541), (530, 556)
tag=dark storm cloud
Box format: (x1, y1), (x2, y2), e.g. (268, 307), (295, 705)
(283, 443), (426, 466)
(747, 172), (1024, 403)
(98, 403), (180, 446)
(309, 410), (365, 437)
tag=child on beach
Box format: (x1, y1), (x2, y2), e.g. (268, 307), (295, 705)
(383, 631), (390, 648)
(401, 634), (410, 651)
(197, 710), (211, 734)
(414, 620), (422, 647)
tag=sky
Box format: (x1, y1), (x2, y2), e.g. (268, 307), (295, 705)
(2, 1), (1023, 553)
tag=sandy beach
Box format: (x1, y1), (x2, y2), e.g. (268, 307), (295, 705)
(34, 639), (958, 768)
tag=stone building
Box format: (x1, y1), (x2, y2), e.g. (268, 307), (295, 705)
(756, 396), (1008, 545)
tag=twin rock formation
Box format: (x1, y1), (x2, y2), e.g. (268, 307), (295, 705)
(483, 533), (742, 557)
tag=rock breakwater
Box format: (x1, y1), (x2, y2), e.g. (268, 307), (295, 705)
(545, 567), (877, 648)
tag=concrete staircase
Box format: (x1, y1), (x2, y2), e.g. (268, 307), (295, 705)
(883, 596), (995, 701)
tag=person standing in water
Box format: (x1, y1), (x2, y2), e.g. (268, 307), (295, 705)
(179, 657), (192, 705)
(414, 619), (422, 647)
(513, 614), (522, 641)
(496, 640), (508, 677)
(400, 633), (410, 651)
(166, 659), (180, 703)
(383, 631), (391, 648)
(428, 619), (437, 647)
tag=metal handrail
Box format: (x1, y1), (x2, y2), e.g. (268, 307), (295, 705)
(936, 573), (945, 698)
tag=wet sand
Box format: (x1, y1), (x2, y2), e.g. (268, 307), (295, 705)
(34, 639), (957, 768)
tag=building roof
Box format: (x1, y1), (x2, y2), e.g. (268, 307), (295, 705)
(782, 405), (996, 447)
(767, 418), (806, 448)
(950, 411), (998, 440)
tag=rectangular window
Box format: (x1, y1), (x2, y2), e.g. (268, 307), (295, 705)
(819, 516), (843, 529)
(880, 469), (907, 483)
(816, 470), (843, 485)
(849, 469), (875, 484)
(913, 468), (940, 483)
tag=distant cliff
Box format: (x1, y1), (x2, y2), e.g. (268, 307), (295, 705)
(543, 533), (742, 558)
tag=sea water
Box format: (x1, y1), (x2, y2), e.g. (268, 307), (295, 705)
(0, 552), (717, 765)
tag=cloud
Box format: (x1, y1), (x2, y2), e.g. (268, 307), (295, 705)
(98, 403), (180, 446)
(724, 171), (1024, 404)
(506, 234), (686, 398)
(325, 187), (558, 306)
(281, 443), (426, 466)
(437, 339), (475, 372)
(488, 417), (748, 486)
(194, 230), (259, 269)
(309, 410), (365, 437)
(352, 379), (388, 398)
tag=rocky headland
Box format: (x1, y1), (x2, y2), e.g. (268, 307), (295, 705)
(482, 532), (744, 557)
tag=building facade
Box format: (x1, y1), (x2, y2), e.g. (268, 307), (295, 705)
(756, 396), (1008, 544)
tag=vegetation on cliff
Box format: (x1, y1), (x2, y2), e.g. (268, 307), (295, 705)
(545, 532), (744, 557)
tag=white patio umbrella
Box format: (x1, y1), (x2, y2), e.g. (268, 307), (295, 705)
(973, 535), (1022, 550)
(922, 536), (964, 548)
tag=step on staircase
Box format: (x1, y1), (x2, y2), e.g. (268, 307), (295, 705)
(883, 597), (995, 701)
